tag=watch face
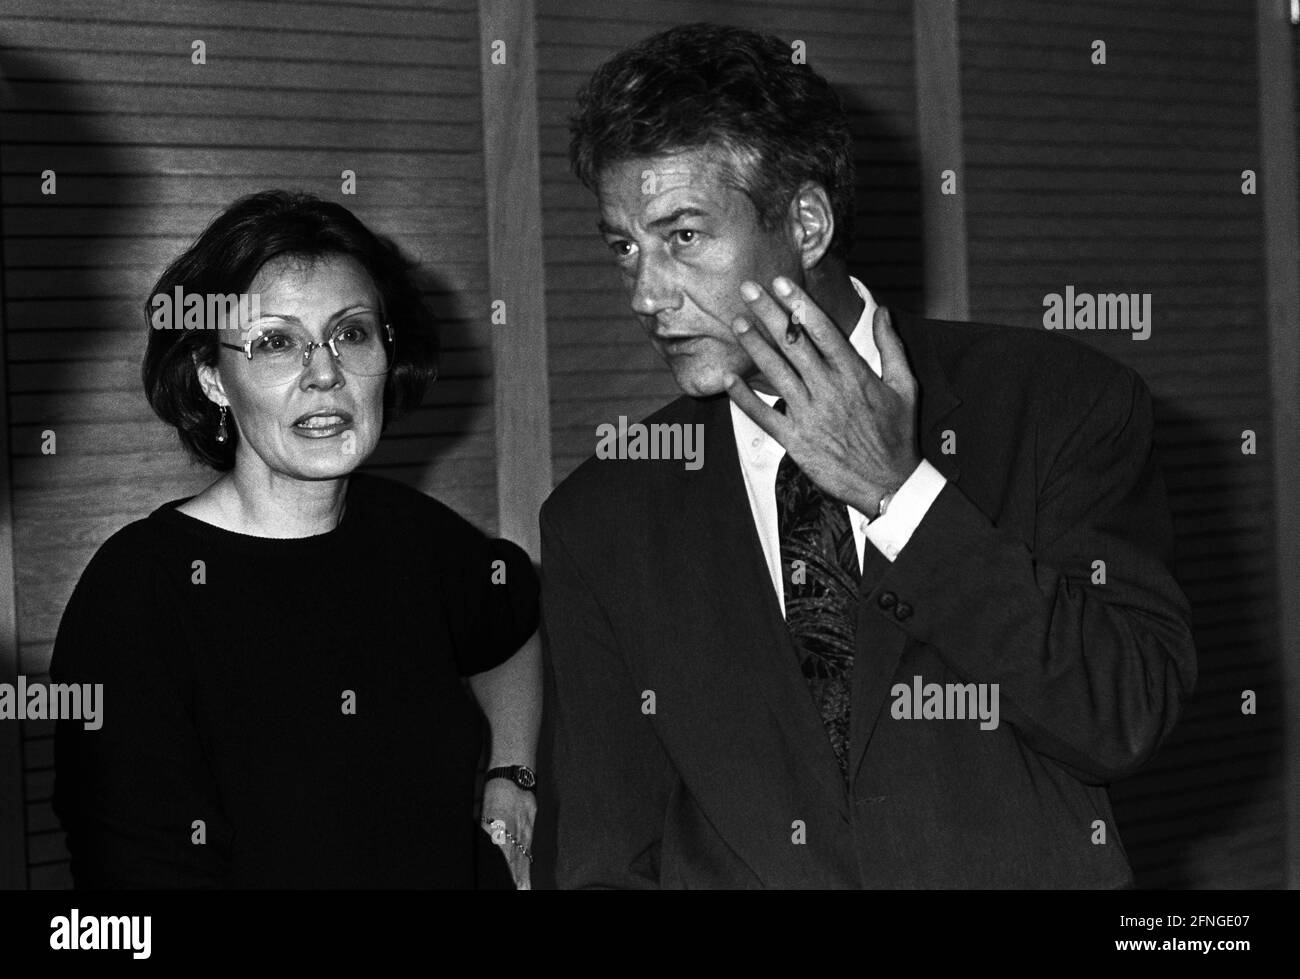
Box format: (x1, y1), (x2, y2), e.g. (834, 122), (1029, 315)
(516, 767), (536, 789)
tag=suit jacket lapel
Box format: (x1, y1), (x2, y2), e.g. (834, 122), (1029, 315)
(849, 312), (962, 784)
(670, 395), (851, 821)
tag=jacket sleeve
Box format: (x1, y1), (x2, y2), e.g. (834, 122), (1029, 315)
(872, 365), (1196, 783)
(537, 501), (672, 889)
(51, 538), (233, 888)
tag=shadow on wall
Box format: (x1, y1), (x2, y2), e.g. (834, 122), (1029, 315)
(837, 87), (925, 317)
(1, 43), (137, 890)
(1111, 395), (1284, 889)
(365, 256), (486, 494)
(1, 44), (143, 469)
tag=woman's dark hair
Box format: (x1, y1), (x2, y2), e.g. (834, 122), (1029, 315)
(569, 23), (856, 258)
(143, 189), (439, 470)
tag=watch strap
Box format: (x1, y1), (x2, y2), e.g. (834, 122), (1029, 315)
(485, 765), (536, 791)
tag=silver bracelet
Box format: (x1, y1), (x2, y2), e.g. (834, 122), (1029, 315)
(482, 816), (533, 861)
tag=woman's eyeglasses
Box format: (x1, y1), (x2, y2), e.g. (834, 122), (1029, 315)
(220, 321), (394, 388)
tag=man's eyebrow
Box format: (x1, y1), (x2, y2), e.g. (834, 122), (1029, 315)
(597, 207), (710, 238)
(648, 207), (708, 229)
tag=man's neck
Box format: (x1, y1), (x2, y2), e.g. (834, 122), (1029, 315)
(806, 267), (865, 339)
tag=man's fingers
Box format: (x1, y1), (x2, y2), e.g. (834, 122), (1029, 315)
(722, 371), (793, 445)
(767, 276), (854, 364)
(730, 315), (809, 404)
(739, 279), (817, 364)
(873, 305), (916, 398)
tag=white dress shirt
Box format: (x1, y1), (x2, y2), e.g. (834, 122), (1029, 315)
(730, 277), (948, 617)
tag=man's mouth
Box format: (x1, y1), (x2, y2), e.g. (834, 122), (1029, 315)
(291, 409), (353, 438)
(657, 334), (708, 355)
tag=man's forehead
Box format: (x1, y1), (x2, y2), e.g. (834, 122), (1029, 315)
(597, 149), (738, 221)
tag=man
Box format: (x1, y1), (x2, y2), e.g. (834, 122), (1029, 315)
(535, 23), (1195, 888)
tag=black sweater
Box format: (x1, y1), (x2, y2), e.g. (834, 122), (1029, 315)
(50, 474), (538, 888)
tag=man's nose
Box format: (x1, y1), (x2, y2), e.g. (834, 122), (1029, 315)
(630, 249), (681, 318)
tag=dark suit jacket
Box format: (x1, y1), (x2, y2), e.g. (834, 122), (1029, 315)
(535, 311), (1196, 888)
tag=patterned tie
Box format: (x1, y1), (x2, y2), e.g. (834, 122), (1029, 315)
(773, 400), (860, 780)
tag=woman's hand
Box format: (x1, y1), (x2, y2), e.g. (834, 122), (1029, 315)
(481, 778), (537, 889)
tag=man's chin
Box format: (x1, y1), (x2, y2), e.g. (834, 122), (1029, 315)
(670, 368), (733, 400)
(665, 353), (754, 399)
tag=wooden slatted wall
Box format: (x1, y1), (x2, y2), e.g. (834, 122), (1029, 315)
(0, 0), (495, 888)
(536, 0), (922, 484)
(1, 0), (1287, 893)
(959, 0), (1282, 887)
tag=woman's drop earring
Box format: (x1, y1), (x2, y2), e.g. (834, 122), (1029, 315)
(215, 405), (229, 444)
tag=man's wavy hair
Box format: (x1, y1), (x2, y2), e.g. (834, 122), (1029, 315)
(569, 22), (856, 258)
(142, 190), (439, 471)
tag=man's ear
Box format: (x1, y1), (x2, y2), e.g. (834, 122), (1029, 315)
(785, 181), (836, 271)
(192, 351), (230, 409)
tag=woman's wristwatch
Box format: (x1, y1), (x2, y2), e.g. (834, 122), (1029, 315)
(485, 765), (536, 792)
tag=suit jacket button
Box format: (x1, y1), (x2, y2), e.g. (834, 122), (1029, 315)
(878, 591), (897, 609)
(894, 602), (913, 621)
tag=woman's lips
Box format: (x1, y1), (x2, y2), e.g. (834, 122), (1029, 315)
(291, 412), (352, 438)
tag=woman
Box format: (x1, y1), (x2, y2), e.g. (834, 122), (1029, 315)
(50, 190), (540, 888)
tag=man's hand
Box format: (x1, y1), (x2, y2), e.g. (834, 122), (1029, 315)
(723, 276), (922, 516)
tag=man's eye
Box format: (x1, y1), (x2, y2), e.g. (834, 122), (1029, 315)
(609, 240), (635, 260)
(672, 229), (699, 246)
